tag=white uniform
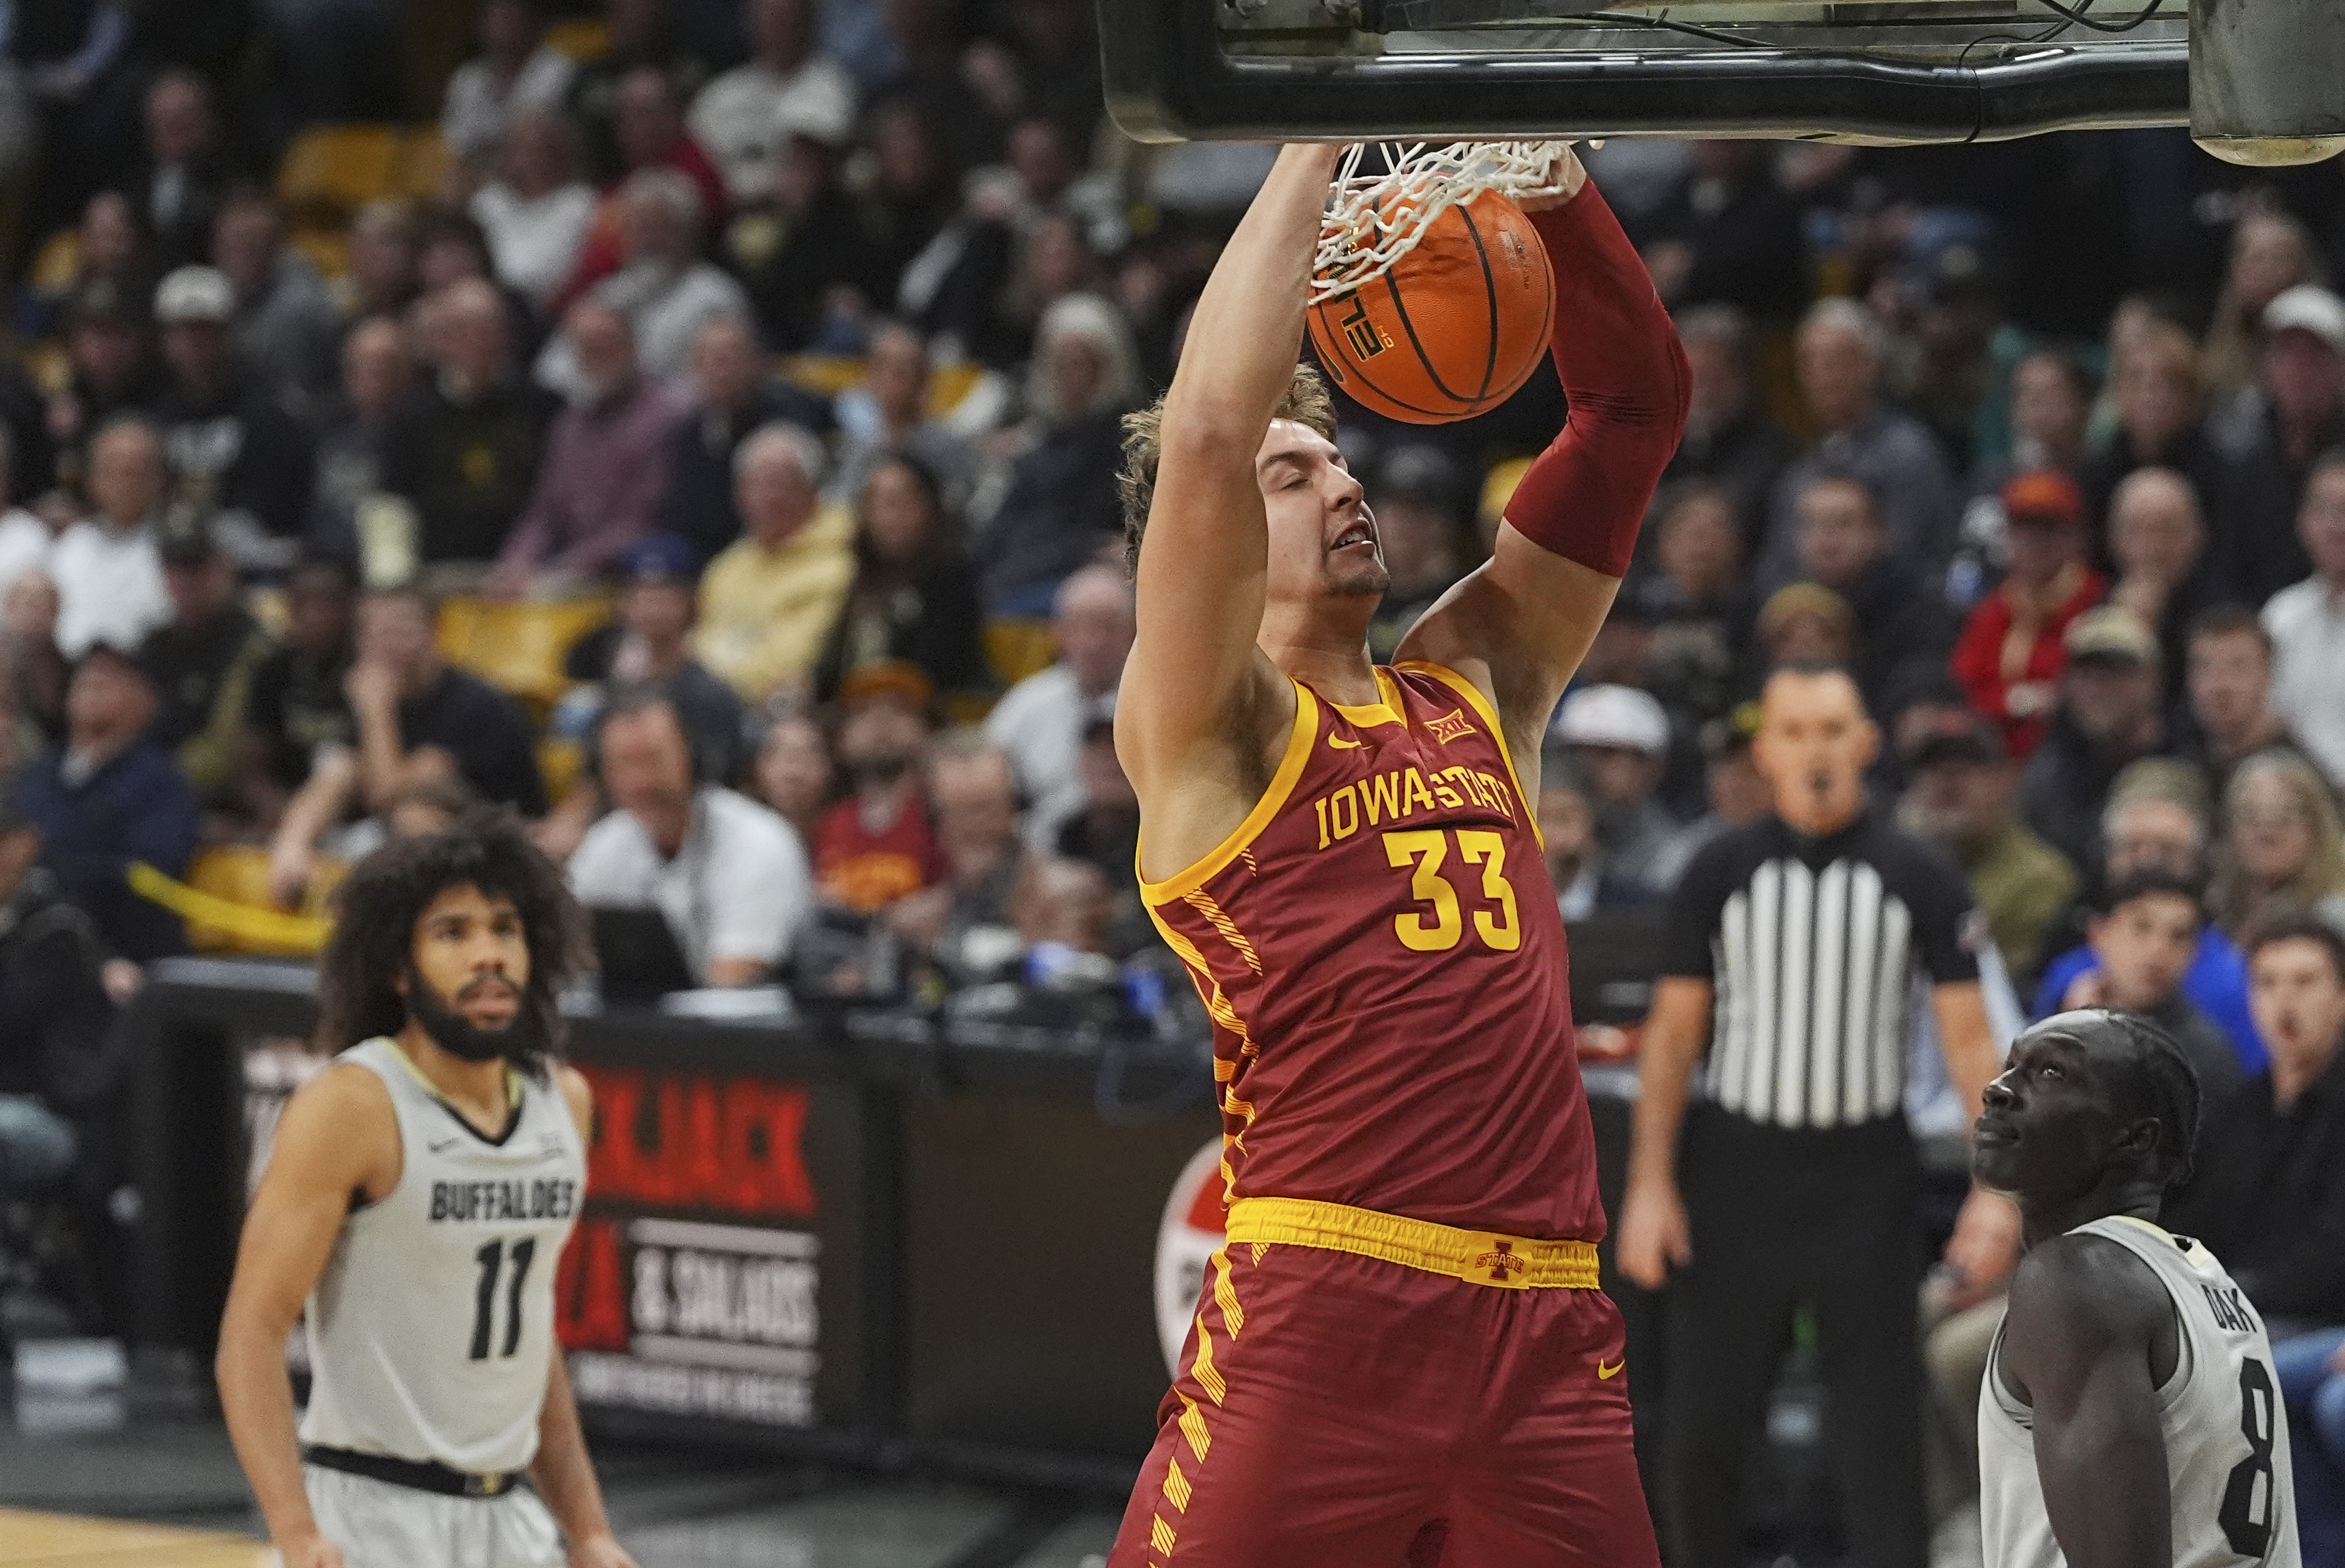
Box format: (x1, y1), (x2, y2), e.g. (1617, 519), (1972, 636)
(1982, 1215), (2302, 1568)
(297, 1038), (587, 1568)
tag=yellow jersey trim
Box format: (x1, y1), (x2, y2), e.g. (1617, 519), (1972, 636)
(1223, 1196), (1600, 1290)
(1138, 682), (1321, 906)
(1395, 659), (1544, 850)
(1328, 667), (1408, 730)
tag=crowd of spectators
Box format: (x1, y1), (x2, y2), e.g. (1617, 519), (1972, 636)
(0, 2), (2337, 1557)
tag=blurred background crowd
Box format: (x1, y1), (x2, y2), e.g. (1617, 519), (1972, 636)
(0, 1), (2340, 1562)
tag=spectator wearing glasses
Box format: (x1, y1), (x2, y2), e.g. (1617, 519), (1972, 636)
(2212, 751), (2345, 942)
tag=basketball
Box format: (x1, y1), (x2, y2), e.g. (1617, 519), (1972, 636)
(1307, 188), (1556, 425)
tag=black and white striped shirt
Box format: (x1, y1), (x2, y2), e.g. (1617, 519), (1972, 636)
(1661, 811), (1981, 1131)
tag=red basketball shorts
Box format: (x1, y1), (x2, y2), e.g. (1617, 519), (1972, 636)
(1108, 1201), (1660, 1568)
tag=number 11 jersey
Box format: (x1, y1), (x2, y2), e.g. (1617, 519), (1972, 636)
(1982, 1214), (2301, 1568)
(299, 1038), (586, 1474)
(1141, 661), (1604, 1243)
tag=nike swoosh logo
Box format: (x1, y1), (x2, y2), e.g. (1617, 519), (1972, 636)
(1597, 1359), (1625, 1380)
(1329, 735), (1363, 749)
(427, 1137), (463, 1155)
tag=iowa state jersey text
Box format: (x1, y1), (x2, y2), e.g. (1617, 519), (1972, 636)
(1143, 662), (1603, 1241)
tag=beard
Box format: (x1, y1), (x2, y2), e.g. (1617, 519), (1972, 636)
(1326, 553), (1391, 599)
(406, 967), (539, 1065)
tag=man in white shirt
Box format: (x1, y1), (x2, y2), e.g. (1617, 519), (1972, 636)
(688, 0), (856, 204)
(2260, 452), (2345, 791)
(0, 424), (52, 601)
(984, 563), (1133, 849)
(48, 417), (171, 659)
(441, 0), (576, 165)
(538, 171), (751, 393)
(567, 690), (810, 987)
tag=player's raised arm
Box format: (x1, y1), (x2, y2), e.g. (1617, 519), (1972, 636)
(1401, 149), (1690, 781)
(1116, 144), (1338, 813)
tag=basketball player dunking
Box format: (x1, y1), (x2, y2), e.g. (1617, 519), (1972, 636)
(1107, 143), (1687, 1564)
(1974, 1010), (2300, 1568)
(216, 812), (636, 1568)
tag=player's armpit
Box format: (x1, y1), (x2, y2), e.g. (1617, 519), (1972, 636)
(2001, 1236), (2178, 1568)
(1395, 536), (1623, 773)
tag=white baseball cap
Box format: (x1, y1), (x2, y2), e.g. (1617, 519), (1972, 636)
(2264, 284), (2345, 358)
(1553, 684), (1671, 756)
(154, 265), (235, 325)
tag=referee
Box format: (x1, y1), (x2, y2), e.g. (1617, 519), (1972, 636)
(1617, 663), (2020, 1568)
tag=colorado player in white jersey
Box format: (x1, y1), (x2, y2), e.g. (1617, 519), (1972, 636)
(216, 811), (637, 1568)
(1974, 1008), (2299, 1568)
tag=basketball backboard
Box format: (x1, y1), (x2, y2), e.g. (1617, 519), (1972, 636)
(1097, 0), (2343, 164)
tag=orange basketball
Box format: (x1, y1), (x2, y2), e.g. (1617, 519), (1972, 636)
(1307, 189), (1555, 425)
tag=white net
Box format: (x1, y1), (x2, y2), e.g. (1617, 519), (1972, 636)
(1310, 140), (1577, 307)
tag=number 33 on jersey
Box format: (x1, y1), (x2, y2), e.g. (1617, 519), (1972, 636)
(1141, 662), (1607, 1243)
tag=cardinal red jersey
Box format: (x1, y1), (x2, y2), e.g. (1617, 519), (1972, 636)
(1143, 661), (1602, 1242)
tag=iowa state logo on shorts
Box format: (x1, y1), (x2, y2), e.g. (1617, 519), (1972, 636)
(1336, 295), (1389, 360)
(1473, 1240), (1529, 1284)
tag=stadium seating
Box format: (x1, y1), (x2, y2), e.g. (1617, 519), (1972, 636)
(434, 595), (612, 717)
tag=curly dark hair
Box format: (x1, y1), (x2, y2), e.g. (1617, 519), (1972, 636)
(315, 807), (587, 1078)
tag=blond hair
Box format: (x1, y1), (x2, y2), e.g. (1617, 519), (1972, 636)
(2214, 751), (2345, 935)
(1117, 362), (1339, 575)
